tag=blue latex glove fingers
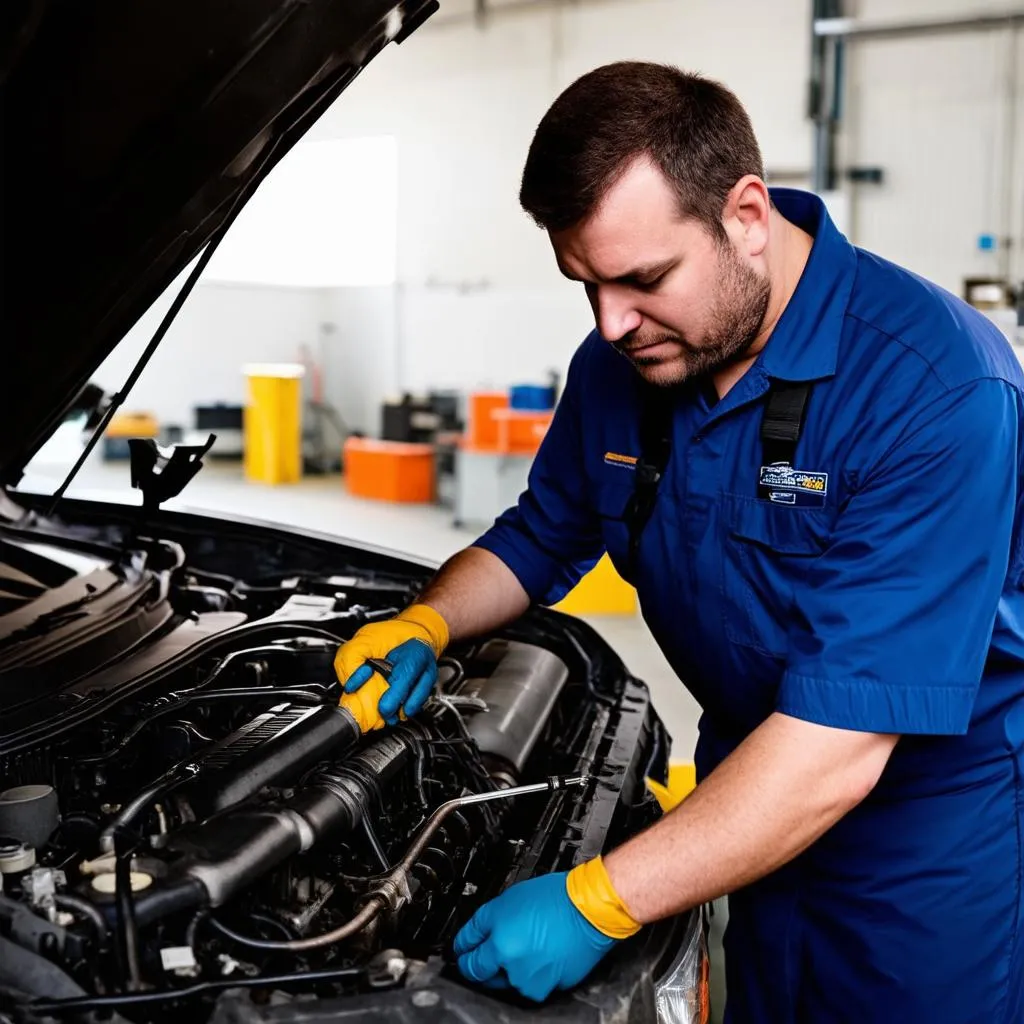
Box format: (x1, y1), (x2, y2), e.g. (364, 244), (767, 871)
(454, 902), (509, 987)
(376, 638), (437, 722)
(457, 938), (503, 986)
(402, 664), (439, 718)
(452, 900), (492, 958)
(479, 975), (511, 991)
(343, 664), (373, 694)
(453, 873), (617, 1003)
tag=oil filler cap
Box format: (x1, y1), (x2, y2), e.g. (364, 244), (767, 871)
(0, 837), (36, 875)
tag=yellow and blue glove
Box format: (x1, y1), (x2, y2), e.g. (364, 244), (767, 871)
(453, 856), (641, 1002)
(335, 604), (449, 732)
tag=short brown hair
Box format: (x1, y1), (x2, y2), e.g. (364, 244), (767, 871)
(520, 62), (765, 239)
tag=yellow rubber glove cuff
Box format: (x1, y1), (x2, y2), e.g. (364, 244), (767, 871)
(566, 856), (642, 940)
(395, 603), (449, 656)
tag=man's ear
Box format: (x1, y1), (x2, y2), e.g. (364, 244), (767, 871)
(722, 175), (771, 258)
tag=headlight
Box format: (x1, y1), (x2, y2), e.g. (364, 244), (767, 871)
(654, 906), (710, 1024)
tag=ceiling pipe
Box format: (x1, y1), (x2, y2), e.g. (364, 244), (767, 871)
(815, 9), (1024, 41)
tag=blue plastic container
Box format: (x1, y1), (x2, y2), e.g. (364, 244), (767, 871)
(509, 384), (556, 411)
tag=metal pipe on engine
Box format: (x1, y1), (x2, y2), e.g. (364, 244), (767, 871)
(203, 775), (592, 953)
(132, 643), (577, 931)
(360, 775), (591, 923)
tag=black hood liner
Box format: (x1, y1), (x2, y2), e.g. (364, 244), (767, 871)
(0, 0), (435, 486)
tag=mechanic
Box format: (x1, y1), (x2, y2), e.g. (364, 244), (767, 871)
(334, 62), (1024, 1022)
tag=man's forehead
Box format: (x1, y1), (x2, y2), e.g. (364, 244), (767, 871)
(570, 162), (681, 244)
(596, 156), (680, 215)
(550, 159), (705, 279)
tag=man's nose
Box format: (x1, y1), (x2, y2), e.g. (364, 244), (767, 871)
(591, 285), (642, 344)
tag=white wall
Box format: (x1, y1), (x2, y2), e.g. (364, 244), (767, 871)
(308, 0), (813, 399)
(307, 0), (1024, 413)
(98, 0), (1024, 433)
(841, 0), (1024, 291)
(397, 284), (592, 393)
(92, 280), (324, 430)
(88, 279), (403, 436)
(317, 286), (398, 435)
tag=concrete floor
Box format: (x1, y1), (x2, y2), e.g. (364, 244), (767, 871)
(26, 456), (702, 760)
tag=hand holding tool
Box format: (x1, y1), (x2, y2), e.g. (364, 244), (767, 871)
(335, 605), (449, 732)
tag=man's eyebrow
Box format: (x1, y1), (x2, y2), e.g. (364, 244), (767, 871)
(608, 258), (677, 284)
(557, 258), (676, 286)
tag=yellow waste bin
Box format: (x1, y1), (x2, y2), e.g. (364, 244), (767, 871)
(243, 363), (304, 485)
(553, 553), (637, 616)
(646, 762), (698, 813)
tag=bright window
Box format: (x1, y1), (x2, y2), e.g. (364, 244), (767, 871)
(203, 136), (398, 288)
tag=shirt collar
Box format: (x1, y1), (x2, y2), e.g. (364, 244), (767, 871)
(756, 188), (858, 383)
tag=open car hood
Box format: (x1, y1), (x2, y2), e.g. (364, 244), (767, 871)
(0, 0), (436, 487)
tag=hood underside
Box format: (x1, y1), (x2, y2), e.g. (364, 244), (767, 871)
(0, 0), (435, 487)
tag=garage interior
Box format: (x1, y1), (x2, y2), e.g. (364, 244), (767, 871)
(22, 0), (1024, 761)
(4, 1), (1024, 1021)
(24, 0), (1024, 762)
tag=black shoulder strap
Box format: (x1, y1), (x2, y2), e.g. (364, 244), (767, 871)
(760, 380), (811, 467)
(624, 388), (673, 574)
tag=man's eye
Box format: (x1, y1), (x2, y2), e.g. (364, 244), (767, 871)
(637, 275), (665, 291)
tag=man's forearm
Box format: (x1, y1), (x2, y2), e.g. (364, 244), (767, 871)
(604, 713), (898, 923)
(418, 546), (531, 642)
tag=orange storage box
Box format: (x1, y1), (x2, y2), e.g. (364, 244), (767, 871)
(491, 408), (552, 455)
(106, 412), (159, 439)
(466, 392), (508, 449)
(464, 392), (552, 456)
(344, 438), (435, 503)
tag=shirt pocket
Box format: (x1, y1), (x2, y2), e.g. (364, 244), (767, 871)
(721, 493), (833, 657)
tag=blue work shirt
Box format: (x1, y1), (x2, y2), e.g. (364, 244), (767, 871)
(475, 189), (1024, 1022)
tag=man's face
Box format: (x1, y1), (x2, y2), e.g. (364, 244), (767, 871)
(551, 158), (771, 388)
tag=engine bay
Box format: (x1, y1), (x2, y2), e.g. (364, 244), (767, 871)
(0, 520), (669, 1023)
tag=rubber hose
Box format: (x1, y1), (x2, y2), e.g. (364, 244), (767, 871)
(0, 935), (87, 999)
(413, 740), (428, 811)
(0, 934), (130, 1024)
(53, 894), (108, 950)
(114, 838), (142, 990)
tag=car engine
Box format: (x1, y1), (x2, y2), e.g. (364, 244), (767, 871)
(0, 523), (669, 1023)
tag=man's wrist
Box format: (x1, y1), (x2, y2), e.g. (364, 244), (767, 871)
(396, 603), (450, 655)
(566, 856), (642, 939)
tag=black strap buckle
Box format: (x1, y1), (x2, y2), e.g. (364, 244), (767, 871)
(635, 462), (663, 487)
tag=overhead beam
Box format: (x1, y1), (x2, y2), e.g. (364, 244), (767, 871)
(815, 9), (1024, 41)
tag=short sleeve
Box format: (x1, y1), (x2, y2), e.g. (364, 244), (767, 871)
(778, 378), (1020, 735)
(473, 341), (605, 605)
